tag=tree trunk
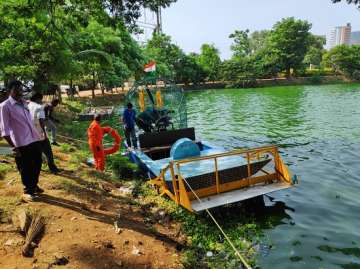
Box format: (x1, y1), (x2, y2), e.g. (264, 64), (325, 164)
(57, 87), (62, 103)
(101, 83), (105, 95)
(285, 67), (291, 78)
(92, 71), (96, 99)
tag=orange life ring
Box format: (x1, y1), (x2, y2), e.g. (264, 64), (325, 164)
(103, 128), (121, 155)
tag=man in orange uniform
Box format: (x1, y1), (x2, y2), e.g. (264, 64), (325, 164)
(87, 114), (111, 171)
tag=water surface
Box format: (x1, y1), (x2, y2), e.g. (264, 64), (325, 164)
(186, 84), (360, 269)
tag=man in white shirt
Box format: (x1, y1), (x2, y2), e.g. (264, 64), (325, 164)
(28, 92), (59, 173)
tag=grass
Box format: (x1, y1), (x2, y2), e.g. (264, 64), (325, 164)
(132, 180), (263, 268)
(0, 163), (11, 180)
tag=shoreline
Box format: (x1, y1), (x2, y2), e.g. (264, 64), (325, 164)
(181, 75), (356, 91)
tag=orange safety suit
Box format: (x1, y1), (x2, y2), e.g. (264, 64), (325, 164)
(87, 120), (111, 171)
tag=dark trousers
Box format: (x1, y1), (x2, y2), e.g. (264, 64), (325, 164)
(15, 141), (42, 194)
(40, 138), (57, 171)
(125, 127), (137, 148)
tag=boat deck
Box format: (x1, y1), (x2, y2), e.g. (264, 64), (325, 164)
(191, 182), (291, 212)
(135, 146), (271, 186)
(136, 147), (249, 180)
(78, 106), (114, 121)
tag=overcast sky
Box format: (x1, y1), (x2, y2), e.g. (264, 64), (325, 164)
(161, 0), (360, 59)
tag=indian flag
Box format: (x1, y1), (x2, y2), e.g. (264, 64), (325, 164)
(144, 61), (156, 73)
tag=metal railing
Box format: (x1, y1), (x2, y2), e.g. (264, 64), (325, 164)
(149, 145), (292, 212)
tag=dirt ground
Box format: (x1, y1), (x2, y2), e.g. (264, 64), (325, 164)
(0, 146), (185, 269)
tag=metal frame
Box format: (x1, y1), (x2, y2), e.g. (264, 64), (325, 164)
(149, 145), (293, 212)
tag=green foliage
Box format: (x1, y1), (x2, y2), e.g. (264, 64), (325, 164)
(107, 154), (140, 179)
(175, 53), (207, 84)
(0, 1), (72, 85)
(180, 250), (198, 268)
(133, 181), (264, 268)
(304, 35), (326, 67)
(0, 163), (11, 180)
(224, 18), (313, 85)
(332, 0), (360, 6)
(144, 33), (182, 78)
(229, 29), (251, 58)
(72, 20), (143, 88)
(308, 74), (323, 84)
(99, 0), (177, 29)
(197, 44), (222, 81)
(323, 45), (360, 80)
(266, 17), (312, 76)
(59, 143), (76, 154)
(144, 33), (207, 84)
(249, 30), (271, 54)
(0, 0), (168, 91)
(220, 58), (258, 88)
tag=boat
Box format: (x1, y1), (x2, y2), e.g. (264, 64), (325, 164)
(126, 77), (297, 212)
(78, 106), (114, 121)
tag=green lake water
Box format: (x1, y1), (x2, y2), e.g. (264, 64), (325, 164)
(185, 84), (360, 269)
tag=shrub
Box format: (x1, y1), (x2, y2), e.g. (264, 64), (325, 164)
(107, 154), (139, 180)
(308, 74), (322, 84)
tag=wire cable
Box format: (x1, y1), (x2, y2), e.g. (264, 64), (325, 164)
(181, 176), (252, 269)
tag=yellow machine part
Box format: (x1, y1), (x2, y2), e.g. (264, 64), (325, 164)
(156, 89), (163, 108)
(138, 89), (145, 112)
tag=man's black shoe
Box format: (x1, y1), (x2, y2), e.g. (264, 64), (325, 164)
(34, 186), (44, 194)
(50, 167), (61, 174)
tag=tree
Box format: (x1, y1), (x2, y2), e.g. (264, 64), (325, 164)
(99, 0), (178, 29)
(249, 30), (270, 54)
(72, 21), (142, 97)
(266, 17), (312, 77)
(197, 44), (221, 81)
(304, 35), (326, 67)
(144, 34), (207, 84)
(0, 1), (74, 90)
(175, 53), (206, 84)
(323, 45), (360, 80)
(144, 33), (183, 78)
(0, 0), (144, 95)
(229, 30), (251, 58)
(332, 0), (360, 6)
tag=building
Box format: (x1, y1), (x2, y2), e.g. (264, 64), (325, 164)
(350, 31), (360, 45)
(328, 23), (352, 49)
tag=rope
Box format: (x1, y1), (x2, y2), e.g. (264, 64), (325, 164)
(57, 134), (116, 147)
(181, 176), (252, 269)
(57, 134), (88, 145)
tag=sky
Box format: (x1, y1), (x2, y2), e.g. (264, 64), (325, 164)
(160, 0), (360, 59)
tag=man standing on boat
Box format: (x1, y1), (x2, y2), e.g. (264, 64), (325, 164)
(0, 80), (43, 202)
(122, 102), (137, 149)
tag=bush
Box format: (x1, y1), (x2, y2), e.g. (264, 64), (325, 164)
(304, 68), (336, 77)
(308, 74), (322, 84)
(0, 164), (11, 180)
(352, 70), (360, 81)
(107, 154), (139, 180)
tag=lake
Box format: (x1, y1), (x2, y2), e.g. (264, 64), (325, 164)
(186, 83), (360, 269)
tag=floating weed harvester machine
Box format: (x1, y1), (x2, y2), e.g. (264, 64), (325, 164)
(126, 78), (297, 212)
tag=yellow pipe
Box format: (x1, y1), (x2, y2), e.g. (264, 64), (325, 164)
(156, 89), (163, 108)
(138, 88), (145, 112)
(175, 145), (278, 165)
(169, 162), (179, 204)
(214, 158), (220, 194)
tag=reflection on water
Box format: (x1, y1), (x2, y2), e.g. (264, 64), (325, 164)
(186, 84), (360, 269)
